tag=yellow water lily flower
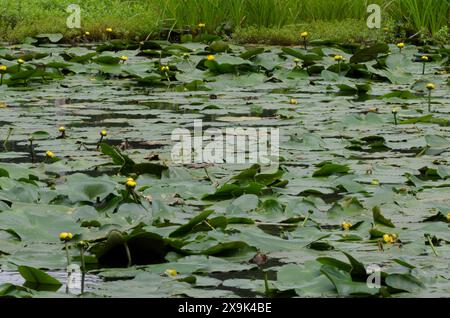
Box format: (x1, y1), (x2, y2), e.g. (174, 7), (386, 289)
(0, 65), (7, 72)
(59, 232), (73, 241)
(300, 31), (308, 38)
(426, 83), (435, 90)
(397, 42), (405, 49)
(198, 23), (206, 28)
(59, 126), (65, 132)
(421, 55), (429, 61)
(371, 179), (380, 185)
(334, 55), (344, 62)
(165, 269), (178, 277)
(85, 31), (90, 36)
(391, 108), (398, 114)
(447, 213), (450, 222)
(100, 130), (107, 137)
(383, 234), (395, 244)
(120, 56), (128, 61)
(289, 98), (298, 105)
(46, 150), (55, 158)
(106, 27), (113, 33)
(341, 221), (352, 231)
(206, 55), (215, 61)
(17, 58), (25, 64)
(160, 65), (170, 72)
(126, 178), (137, 188)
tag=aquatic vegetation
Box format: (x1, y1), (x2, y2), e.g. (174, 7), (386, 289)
(0, 33), (449, 298)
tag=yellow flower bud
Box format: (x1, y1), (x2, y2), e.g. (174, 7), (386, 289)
(59, 126), (65, 132)
(300, 31), (308, 38)
(120, 56), (128, 61)
(126, 178), (137, 189)
(100, 130), (107, 137)
(206, 55), (215, 61)
(426, 83), (435, 90)
(59, 232), (73, 241)
(165, 269), (177, 277)
(46, 150), (55, 158)
(371, 179), (380, 185)
(421, 55), (429, 61)
(17, 59), (25, 64)
(383, 234), (395, 244)
(198, 23), (206, 28)
(106, 28), (113, 33)
(85, 31), (90, 36)
(341, 221), (352, 231)
(397, 42), (405, 49)
(289, 98), (298, 105)
(391, 108), (398, 114)
(334, 55), (344, 62)
(0, 65), (7, 72)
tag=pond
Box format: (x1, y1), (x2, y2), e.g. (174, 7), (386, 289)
(0, 39), (449, 297)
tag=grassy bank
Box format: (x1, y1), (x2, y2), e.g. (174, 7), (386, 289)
(0, 0), (448, 44)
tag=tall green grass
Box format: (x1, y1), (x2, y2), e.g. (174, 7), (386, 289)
(0, 0), (448, 42)
(157, 0), (388, 29)
(157, 0), (448, 36)
(390, 0), (450, 35)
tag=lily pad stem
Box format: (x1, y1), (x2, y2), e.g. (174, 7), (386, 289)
(426, 235), (439, 257)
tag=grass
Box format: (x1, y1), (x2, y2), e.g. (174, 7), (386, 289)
(233, 19), (383, 45)
(0, 0), (448, 44)
(391, 0), (450, 35)
(0, 0), (159, 42)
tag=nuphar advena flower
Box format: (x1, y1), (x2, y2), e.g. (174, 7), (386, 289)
(59, 126), (65, 133)
(100, 130), (107, 137)
(126, 177), (137, 189)
(85, 31), (90, 36)
(447, 213), (450, 222)
(46, 150), (55, 158)
(334, 55), (344, 62)
(206, 55), (215, 61)
(300, 31), (308, 38)
(289, 98), (298, 105)
(341, 221), (352, 231)
(371, 179), (380, 185)
(397, 42), (405, 49)
(421, 55), (429, 61)
(391, 108), (398, 114)
(120, 55), (128, 61)
(105, 28), (113, 33)
(160, 65), (170, 72)
(17, 59), (25, 64)
(426, 83), (435, 90)
(59, 232), (73, 241)
(383, 233), (396, 244)
(165, 269), (177, 277)
(198, 23), (206, 28)
(0, 65), (7, 72)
